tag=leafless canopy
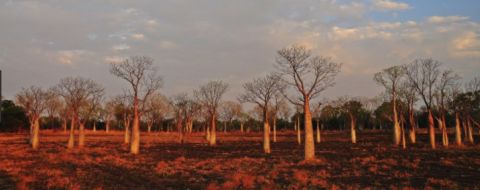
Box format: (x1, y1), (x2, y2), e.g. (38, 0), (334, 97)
(55, 77), (104, 113)
(110, 56), (163, 114)
(194, 81), (228, 114)
(405, 58), (441, 109)
(238, 73), (283, 108)
(16, 86), (49, 121)
(276, 45), (341, 105)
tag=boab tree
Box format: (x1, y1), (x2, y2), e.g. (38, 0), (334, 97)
(398, 78), (418, 144)
(110, 56), (163, 154)
(44, 89), (63, 129)
(435, 69), (461, 147)
(145, 93), (169, 133)
(239, 73), (283, 154)
(77, 90), (104, 147)
(276, 45), (341, 160)
(195, 81), (228, 146)
(405, 58), (441, 149)
(219, 101), (242, 133)
(56, 77), (104, 149)
(374, 65), (405, 146)
(16, 86), (49, 149)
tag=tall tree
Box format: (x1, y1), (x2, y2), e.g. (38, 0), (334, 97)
(405, 58), (442, 149)
(435, 70), (461, 147)
(16, 86), (49, 149)
(374, 65), (405, 146)
(398, 79), (418, 144)
(110, 56), (163, 154)
(194, 81), (228, 146)
(239, 73), (283, 154)
(56, 77), (104, 149)
(276, 45), (341, 160)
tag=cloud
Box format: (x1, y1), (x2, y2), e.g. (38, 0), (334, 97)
(373, 0), (410, 11)
(104, 56), (125, 64)
(56, 50), (87, 65)
(452, 31), (480, 57)
(112, 44), (130, 51)
(427, 16), (469, 24)
(131, 33), (145, 40)
(160, 41), (178, 49)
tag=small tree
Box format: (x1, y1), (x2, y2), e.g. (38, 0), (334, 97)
(56, 77), (104, 149)
(194, 81), (228, 146)
(239, 73), (283, 154)
(276, 44), (341, 160)
(16, 86), (49, 149)
(374, 65), (405, 146)
(110, 56), (163, 154)
(77, 91), (104, 147)
(405, 58), (442, 149)
(435, 70), (461, 147)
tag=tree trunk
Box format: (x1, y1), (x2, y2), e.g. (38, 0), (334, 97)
(350, 114), (356, 144)
(176, 114), (184, 144)
(273, 117), (277, 143)
(106, 120), (110, 133)
(455, 113), (462, 146)
(304, 97), (315, 160)
(209, 113), (217, 146)
(130, 107), (140, 154)
(93, 121), (97, 132)
(148, 122), (152, 133)
(408, 108), (416, 144)
(223, 121), (227, 133)
(316, 123), (321, 143)
(263, 108), (271, 154)
(63, 119), (67, 134)
(79, 122), (86, 148)
(393, 92), (401, 146)
(467, 118), (474, 144)
(240, 122), (244, 133)
(124, 119), (130, 144)
(31, 118), (40, 149)
(401, 121), (406, 149)
(206, 123), (211, 141)
(67, 113), (76, 149)
(428, 109), (436, 149)
(296, 116), (301, 145)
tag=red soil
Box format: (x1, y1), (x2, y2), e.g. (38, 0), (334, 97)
(0, 130), (479, 189)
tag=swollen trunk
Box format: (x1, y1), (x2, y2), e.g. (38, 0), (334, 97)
(350, 114), (356, 144)
(428, 110), (436, 149)
(79, 122), (85, 148)
(455, 113), (462, 146)
(31, 118), (40, 149)
(273, 117), (277, 143)
(209, 114), (216, 146)
(130, 111), (140, 154)
(304, 98), (315, 160)
(67, 114), (75, 149)
(263, 110), (271, 154)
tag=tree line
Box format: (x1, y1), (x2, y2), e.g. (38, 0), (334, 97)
(1, 45), (479, 161)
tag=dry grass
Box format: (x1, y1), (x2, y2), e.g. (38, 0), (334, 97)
(0, 130), (479, 189)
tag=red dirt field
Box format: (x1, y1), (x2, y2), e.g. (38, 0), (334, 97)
(0, 130), (479, 189)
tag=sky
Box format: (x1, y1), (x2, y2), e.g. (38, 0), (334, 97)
(1, 0), (479, 102)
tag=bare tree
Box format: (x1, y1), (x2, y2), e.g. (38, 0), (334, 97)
(276, 45), (341, 160)
(144, 93), (169, 133)
(435, 70), (461, 147)
(16, 86), (49, 149)
(219, 101), (242, 133)
(102, 98), (117, 133)
(239, 73), (283, 154)
(77, 90), (104, 147)
(56, 77), (104, 149)
(374, 65), (405, 146)
(398, 78), (418, 144)
(45, 89), (63, 129)
(110, 56), (163, 154)
(405, 58), (441, 149)
(272, 95), (289, 143)
(311, 102), (322, 143)
(465, 76), (480, 92)
(194, 81), (228, 146)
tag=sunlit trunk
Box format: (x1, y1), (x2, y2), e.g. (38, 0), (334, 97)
(304, 97), (315, 160)
(93, 121), (97, 132)
(31, 118), (40, 149)
(206, 123), (211, 141)
(79, 122), (85, 148)
(209, 113), (217, 146)
(240, 122), (244, 133)
(428, 109), (436, 149)
(455, 113), (462, 146)
(393, 92), (401, 146)
(467, 118), (474, 144)
(263, 108), (271, 154)
(124, 119), (130, 144)
(67, 112), (76, 149)
(273, 117), (277, 143)
(408, 107), (416, 144)
(350, 114), (356, 144)
(130, 106), (140, 154)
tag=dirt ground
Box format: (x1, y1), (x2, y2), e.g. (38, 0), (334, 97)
(0, 129), (479, 189)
